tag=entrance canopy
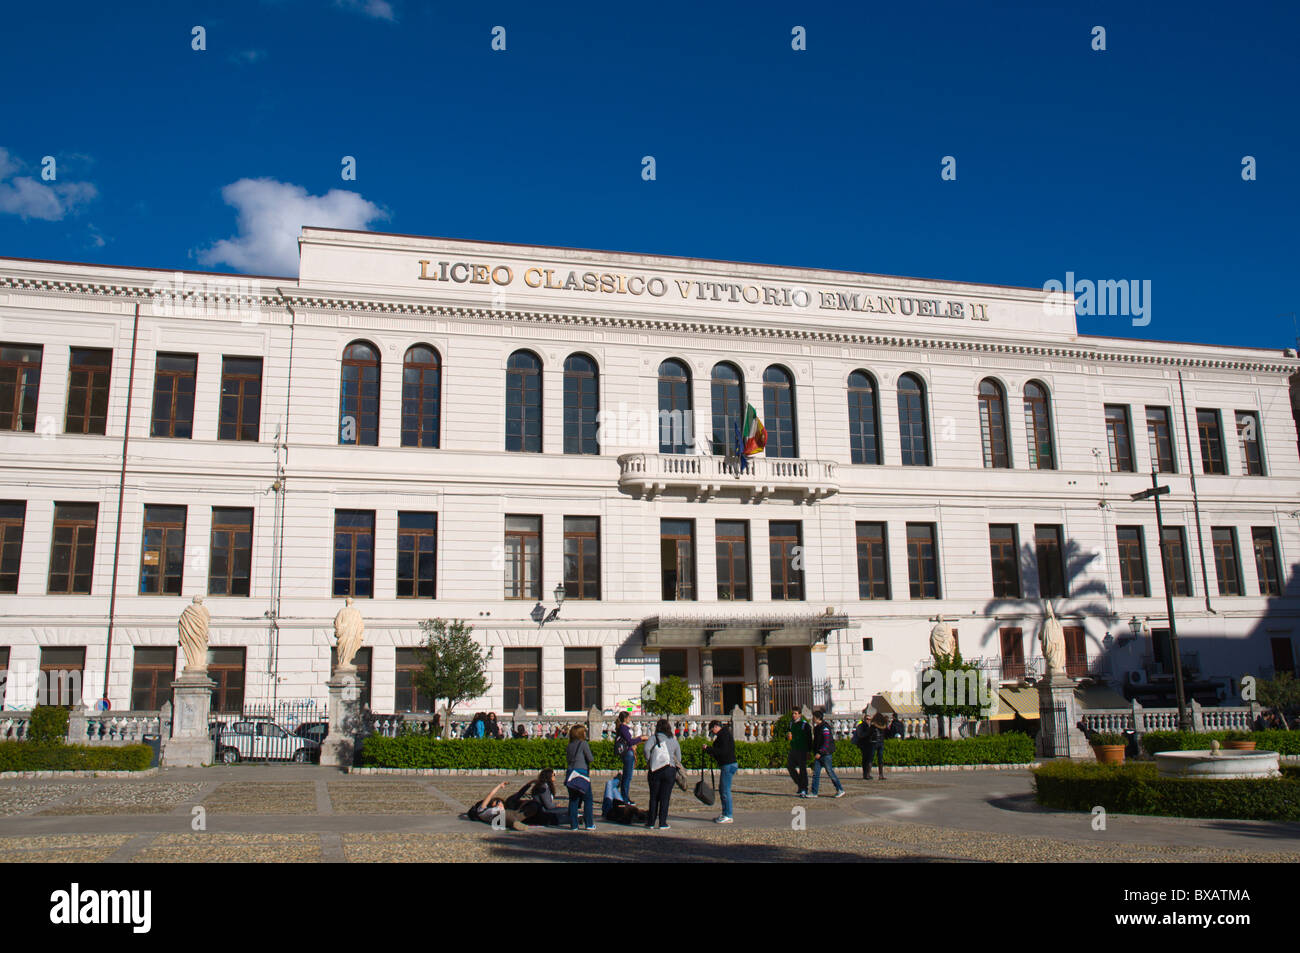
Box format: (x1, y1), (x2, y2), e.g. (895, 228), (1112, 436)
(640, 613), (850, 649)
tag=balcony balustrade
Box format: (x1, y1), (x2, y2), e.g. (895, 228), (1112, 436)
(617, 452), (838, 502)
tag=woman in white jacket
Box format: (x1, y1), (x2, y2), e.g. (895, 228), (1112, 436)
(643, 719), (682, 830)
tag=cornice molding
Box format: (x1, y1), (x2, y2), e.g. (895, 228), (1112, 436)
(2, 275), (1295, 375)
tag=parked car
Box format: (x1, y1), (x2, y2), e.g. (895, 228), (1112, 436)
(215, 720), (320, 763)
(294, 722), (328, 744)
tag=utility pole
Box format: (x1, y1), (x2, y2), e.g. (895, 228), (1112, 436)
(1131, 469), (1192, 732)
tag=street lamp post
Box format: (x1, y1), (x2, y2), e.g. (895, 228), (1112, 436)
(1131, 468), (1192, 732)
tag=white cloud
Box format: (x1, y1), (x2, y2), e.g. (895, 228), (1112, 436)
(198, 177), (388, 275)
(0, 148), (98, 222)
(335, 0), (395, 21)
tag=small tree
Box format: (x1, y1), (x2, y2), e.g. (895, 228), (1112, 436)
(27, 705), (69, 746)
(641, 676), (693, 717)
(1259, 672), (1300, 721)
(412, 619), (493, 727)
(920, 651), (990, 739)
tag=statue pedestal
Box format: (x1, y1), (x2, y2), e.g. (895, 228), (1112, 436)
(1036, 675), (1091, 759)
(322, 669), (364, 767)
(161, 672), (217, 768)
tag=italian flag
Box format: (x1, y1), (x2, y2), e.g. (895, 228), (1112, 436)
(741, 403), (767, 455)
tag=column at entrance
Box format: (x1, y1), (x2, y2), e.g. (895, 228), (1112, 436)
(700, 648), (714, 715)
(755, 648), (770, 714)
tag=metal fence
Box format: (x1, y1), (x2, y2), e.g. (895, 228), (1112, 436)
(209, 699), (327, 764)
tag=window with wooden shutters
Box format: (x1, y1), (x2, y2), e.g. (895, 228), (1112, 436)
(847, 371), (881, 464)
(332, 510), (375, 598)
(660, 519), (696, 601)
(769, 520), (804, 601)
(0, 501), (25, 594)
(1022, 381), (1054, 470)
(762, 365), (797, 458)
(209, 507), (253, 596)
(978, 379), (1010, 468)
(564, 648), (600, 711)
(505, 350), (542, 452)
(1034, 525), (1066, 599)
(1145, 406), (1176, 473)
(150, 353), (197, 439)
(563, 516), (600, 600)
(139, 505), (186, 596)
(1159, 526), (1191, 597)
(207, 647), (245, 713)
(1252, 527), (1282, 597)
(907, 523), (940, 599)
(1197, 409), (1226, 475)
(394, 648), (432, 713)
(504, 515), (541, 600)
(897, 374), (931, 466)
(218, 356), (262, 441)
(65, 348), (111, 435)
(1104, 405), (1134, 472)
(715, 520), (751, 601)
(503, 648), (541, 712)
(400, 345), (441, 448)
(855, 521), (889, 600)
(710, 362), (744, 456)
(397, 512), (437, 599)
(563, 354), (599, 455)
(39, 647), (85, 707)
(48, 502), (97, 594)
(339, 341), (380, 446)
(989, 525), (1020, 598)
(0, 343), (42, 432)
(1063, 626), (1087, 677)
(1211, 526), (1242, 596)
(1235, 411), (1264, 476)
(131, 647), (177, 710)
(1116, 526), (1148, 597)
(657, 359), (693, 455)
(999, 628), (1024, 679)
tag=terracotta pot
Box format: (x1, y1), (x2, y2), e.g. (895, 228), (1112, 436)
(1223, 740), (1256, 751)
(1092, 744), (1126, 764)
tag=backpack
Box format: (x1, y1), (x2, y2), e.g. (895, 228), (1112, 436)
(614, 729), (629, 757)
(647, 734), (671, 771)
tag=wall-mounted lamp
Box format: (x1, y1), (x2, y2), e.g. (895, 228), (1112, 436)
(531, 583), (566, 627)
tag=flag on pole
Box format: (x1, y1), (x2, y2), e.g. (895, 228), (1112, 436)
(732, 416), (747, 473)
(740, 403), (767, 456)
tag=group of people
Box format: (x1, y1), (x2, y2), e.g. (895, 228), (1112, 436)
(1254, 708), (1296, 731)
(461, 712), (504, 739)
(466, 707), (907, 831)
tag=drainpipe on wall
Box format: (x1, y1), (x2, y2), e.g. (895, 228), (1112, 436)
(103, 302), (143, 706)
(268, 289), (297, 708)
(1177, 370), (1215, 613)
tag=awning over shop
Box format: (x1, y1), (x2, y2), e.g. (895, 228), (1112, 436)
(991, 686), (1040, 721)
(870, 692), (924, 718)
(1075, 684), (1130, 710)
(639, 612), (850, 649)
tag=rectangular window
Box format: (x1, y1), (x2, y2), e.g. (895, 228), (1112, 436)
(131, 647), (177, 710)
(503, 648), (541, 712)
(332, 510), (375, 598)
(715, 520), (751, 601)
(209, 507), (253, 597)
(1104, 405), (1134, 472)
(38, 647), (85, 707)
(660, 519), (696, 601)
(564, 648), (601, 711)
(330, 646), (372, 709)
(0, 343), (42, 432)
(855, 521), (889, 600)
(1064, 626), (1087, 678)
(48, 502), (98, 594)
(0, 647), (8, 708)
(218, 356), (262, 441)
(906, 523), (940, 599)
(208, 647), (245, 713)
(1271, 638), (1295, 675)
(768, 520), (804, 601)
(139, 505), (186, 596)
(1236, 411), (1264, 476)
(396, 512), (437, 599)
(659, 649), (687, 679)
(1211, 526), (1243, 596)
(394, 648), (433, 713)
(504, 515), (541, 600)
(0, 501), (25, 594)
(1034, 525), (1066, 599)
(150, 353), (197, 439)
(1145, 406), (1177, 473)
(1252, 527), (1282, 597)
(563, 516), (600, 600)
(65, 348), (112, 435)
(999, 628), (1024, 679)
(1116, 526), (1149, 597)
(1197, 409), (1227, 475)
(989, 524), (1021, 599)
(1159, 526), (1191, 598)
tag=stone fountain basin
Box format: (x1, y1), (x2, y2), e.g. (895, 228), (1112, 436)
(1155, 749), (1281, 780)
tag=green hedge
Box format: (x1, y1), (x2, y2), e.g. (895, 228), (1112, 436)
(0, 742), (153, 772)
(27, 706), (70, 745)
(1033, 760), (1300, 821)
(1140, 730), (1300, 756)
(357, 733), (1036, 770)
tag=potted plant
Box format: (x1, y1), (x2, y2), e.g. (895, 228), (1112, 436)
(1090, 731), (1127, 763)
(1223, 730), (1256, 751)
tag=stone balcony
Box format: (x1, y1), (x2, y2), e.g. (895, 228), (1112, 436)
(616, 452), (839, 502)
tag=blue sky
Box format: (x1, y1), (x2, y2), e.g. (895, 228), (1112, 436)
(1, 0), (1295, 348)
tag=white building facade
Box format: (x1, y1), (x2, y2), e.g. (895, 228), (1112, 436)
(1, 228), (1297, 718)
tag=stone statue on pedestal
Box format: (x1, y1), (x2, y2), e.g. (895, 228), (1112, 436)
(929, 616), (955, 659)
(178, 596), (210, 673)
(334, 597), (365, 670)
(1040, 602), (1066, 678)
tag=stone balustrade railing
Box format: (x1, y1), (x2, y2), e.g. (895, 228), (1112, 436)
(0, 710), (167, 745)
(1079, 702), (1258, 736)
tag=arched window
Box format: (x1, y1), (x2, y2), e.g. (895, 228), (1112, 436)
(1023, 381), (1055, 470)
(339, 340), (379, 446)
(401, 345), (441, 448)
(762, 365), (797, 458)
(506, 350), (542, 453)
(978, 378), (1010, 468)
(563, 353), (599, 455)
(657, 359), (693, 454)
(710, 362), (744, 456)
(897, 373), (931, 466)
(847, 370), (881, 464)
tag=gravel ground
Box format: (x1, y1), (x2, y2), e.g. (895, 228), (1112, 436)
(37, 782), (206, 816)
(0, 833), (130, 864)
(0, 783), (91, 816)
(131, 833), (322, 863)
(202, 782), (316, 814)
(328, 780), (451, 815)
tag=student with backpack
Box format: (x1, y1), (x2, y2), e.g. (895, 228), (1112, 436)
(614, 711), (647, 804)
(643, 718), (681, 830)
(703, 719), (737, 823)
(810, 710), (845, 798)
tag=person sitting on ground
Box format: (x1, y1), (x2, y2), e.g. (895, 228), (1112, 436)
(517, 769), (566, 826)
(601, 775), (649, 825)
(466, 781), (527, 831)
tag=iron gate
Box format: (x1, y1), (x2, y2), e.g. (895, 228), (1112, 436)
(209, 700), (327, 764)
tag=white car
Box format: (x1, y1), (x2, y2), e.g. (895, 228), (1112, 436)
(216, 720), (320, 763)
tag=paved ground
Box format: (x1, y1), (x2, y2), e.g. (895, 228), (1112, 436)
(0, 765), (1297, 862)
